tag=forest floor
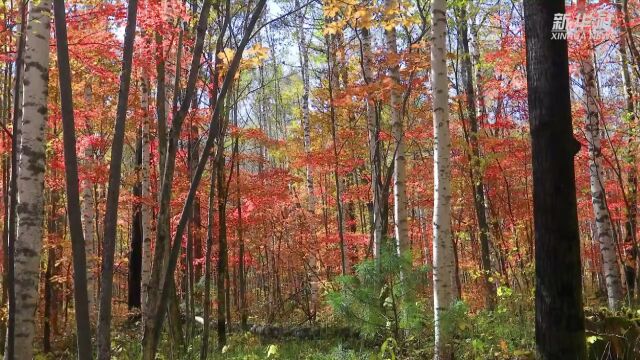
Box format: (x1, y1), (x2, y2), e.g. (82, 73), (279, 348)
(78, 332), (377, 360)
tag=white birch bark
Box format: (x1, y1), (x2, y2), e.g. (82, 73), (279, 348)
(431, 0), (457, 358)
(14, 0), (51, 357)
(141, 73), (153, 324)
(81, 83), (97, 317)
(581, 56), (623, 309)
(384, 0), (409, 257)
(361, 28), (384, 263)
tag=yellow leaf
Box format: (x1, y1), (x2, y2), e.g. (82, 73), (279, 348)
(217, 48), (235, 63)
(323, 4), (340, 17)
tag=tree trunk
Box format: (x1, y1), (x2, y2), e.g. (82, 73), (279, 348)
(140, 73), (153, 326)
(523, 0), (586, 358)
(456, 4), (496, 310)
(200, 15), (223, 357)
(200, 159), (216, 360)
(215, 92), (230, 351)
(430, 0), (457, 358)
(128, 134), (143, 309)
(384, 0), (409, 258)
(360, 28), (384, 267)
(96, 0), (138, 357)
(142, 2), (265, 357)
(616, 1), (639, 305)
(326, 32), (348, 275)
(53, 1), (93, 353)
(144, 2), (213, 349)
(232, 94), (248, 330)
(43, 237), (56, 353)
(296, 0), (318, 318)
(13, 0), (51, 357)
(155, 32), (167, 186)
(622, 0), (640, 78)
(0, 63), (10, 356)
(3, 2), (26, 357)
(580, 53), (623, 310)
(82, 83), (97, 319)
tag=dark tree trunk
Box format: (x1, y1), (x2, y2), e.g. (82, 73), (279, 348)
(144, 2), (214, 353)
(43, 245), (55, 353)
(216, 114), (229, 350)
(523, 1), (586, 358)
(456, 4), (496, 310)
(128, 134), (143, 310)
(0, 63), (11, 355)
(143, 1), (266, 357)
(52, 2), (93, 355)
(96, 0), (138, 358)
(236, 137), (248, 330)
(200, 159), (216, 360)
(200, 12), (223, 355)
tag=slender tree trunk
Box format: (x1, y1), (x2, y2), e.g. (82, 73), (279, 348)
(201, 14), (223, 357)
(622, 0), (640, 78)
(155, 32), (167, 184)
(140, 73), (153, 326)
(142, 2), (265, 357)
(13, 0), (51, 357)
(580, 53), (623, 310)
(326, 33), (348, 275)
(96, 0), (138, 357)
(360, 28), (384, 267)
(430, 0), (457, 358)
(82, 83), (97, 319)
(215, 90), (231, 350)
(232, 96), (248, 330)
(3, 2), (26, 357)
(53, 1), (93, 354)
(523, 0), (586, 358)
(617, 1), (639, 304)
(0, 61), (10, 356)
(144, 2), (213, 348)
(296, 0), (318, 317)
(44, 225), (56, 353)
(456, 4), (495, 310)
(128, 134), (143, 310)
(384, 0), (409, 258)
(200, 159), (216, 360)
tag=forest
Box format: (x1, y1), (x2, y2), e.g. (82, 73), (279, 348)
(1, 0), (639, 358)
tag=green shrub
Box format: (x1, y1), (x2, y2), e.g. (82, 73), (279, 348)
(326, 243), (429, 342)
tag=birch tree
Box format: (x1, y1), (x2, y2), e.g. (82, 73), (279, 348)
(360, 26), (384, 266)
(430, 0), (457, 358)
(13, 0), (51, 357)
(384, 0), (409, 258)
(580, 54), (623, 309)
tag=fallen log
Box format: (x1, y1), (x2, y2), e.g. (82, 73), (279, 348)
(249, 324), (360, 341)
